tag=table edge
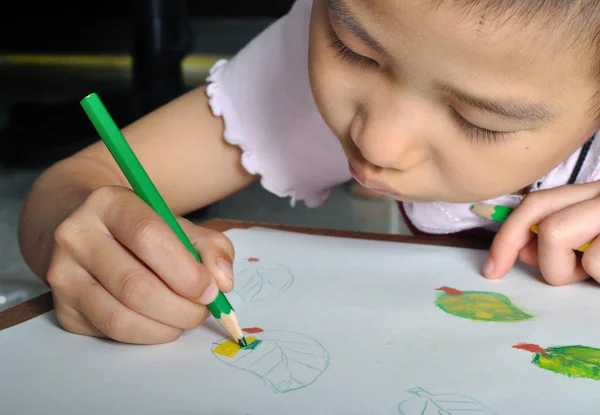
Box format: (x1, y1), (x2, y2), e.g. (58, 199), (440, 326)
(0, 219), (490, 330)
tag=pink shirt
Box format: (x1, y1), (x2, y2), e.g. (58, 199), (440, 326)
(206, 0), (600, 235)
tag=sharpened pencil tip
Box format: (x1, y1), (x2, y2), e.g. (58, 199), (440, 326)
(238, 337), (248, 348)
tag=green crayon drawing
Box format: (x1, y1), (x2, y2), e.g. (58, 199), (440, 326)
(513, 343), (600, 381)
(397, 387), (496, 415)
(212, 328), (330, 394)
(434, 286), (533, 322)
(232, 259), (294, 302)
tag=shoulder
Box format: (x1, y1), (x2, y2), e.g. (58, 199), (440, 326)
(205, 0), (351, 207)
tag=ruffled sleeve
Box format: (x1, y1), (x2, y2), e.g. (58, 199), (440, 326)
(205, 0), (351, 207)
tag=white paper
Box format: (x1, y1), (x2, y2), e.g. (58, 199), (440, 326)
(2, 228), (600, 415)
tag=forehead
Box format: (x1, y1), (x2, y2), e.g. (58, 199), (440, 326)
(341, 0), (594, 78)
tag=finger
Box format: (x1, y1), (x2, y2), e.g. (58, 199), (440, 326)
(537, 227), (588, 286)
(533, 197), (600, 285)
(46, 250), (106, 337)
(178, 218), (235, 292)
(76, 277), (185, 344)
(582, 239), (600, 283)
(518, 239), (539, 268)
(67, 228), (209, 329)
(53, 296), (106, 338)
(88, 187), (218, 303)
(486, 184), (600, 279)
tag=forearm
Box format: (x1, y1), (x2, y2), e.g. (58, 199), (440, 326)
(17, 155), (127, 281)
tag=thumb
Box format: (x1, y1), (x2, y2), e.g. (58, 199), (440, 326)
(177, 218), (236, 293)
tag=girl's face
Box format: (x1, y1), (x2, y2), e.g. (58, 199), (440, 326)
(308, 0), (600, 203)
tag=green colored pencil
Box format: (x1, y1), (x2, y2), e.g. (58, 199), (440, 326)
(469, 203), (513, 223)
(80, 92), (247, 347)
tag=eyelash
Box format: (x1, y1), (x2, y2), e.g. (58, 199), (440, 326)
(325, 22), (509, 144)
(327, 27), (378, 68)
(450, 108), (512, 143)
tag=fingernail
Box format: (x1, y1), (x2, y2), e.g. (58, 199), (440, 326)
(483, 257), (494, 277)
(198, 282), (219, 305)
(216, 257), (234, 282)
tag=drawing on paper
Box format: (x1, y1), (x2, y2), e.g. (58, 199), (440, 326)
(211, 327), (330, 393)
(397, 387), (496, 415)
(232, 259), (294, 302)
(434, 286), (533, 322)
(513, 343), (600, 381)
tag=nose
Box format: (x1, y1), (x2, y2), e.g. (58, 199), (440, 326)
(350, 94), (428, 171)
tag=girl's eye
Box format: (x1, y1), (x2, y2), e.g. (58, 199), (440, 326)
(450, 108), (514, 144)
(327, 27), (378, 68)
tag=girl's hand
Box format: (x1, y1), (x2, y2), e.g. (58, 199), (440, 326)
(484, 182), (600, 285)
(47, 185), (235, 344)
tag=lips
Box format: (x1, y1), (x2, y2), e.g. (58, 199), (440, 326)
(348, 162), (398, 196)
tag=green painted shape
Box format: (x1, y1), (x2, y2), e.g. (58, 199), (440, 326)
(244, 339), (263, 351)
(435, 290), (533, 322)
(532, 345), (600, 381)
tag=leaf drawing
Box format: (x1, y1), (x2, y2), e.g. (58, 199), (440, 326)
(212, 328), (330, 393)
(232, 260), (294, 302)
(513, 343), (600, 381)
(434, 286), (533, 322)
(397, 387), (496, 415)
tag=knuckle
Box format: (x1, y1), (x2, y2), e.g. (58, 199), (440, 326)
(53, 218), (82, 248)
(87, 185), (124, 206)
(129, 215), (163, 247)
(118, 270), (155, 310)
(537, 219), (564, 245)
(46, 269), (65, 291)
(520, 190), (547, 209)
(46, 255), (70, 292)
(206, 231), (235, 255)
(179, 265), (211, 298)
(101, 308), (131, 340)
(55, 308), (81, 334)
(85, 186), (133, 219)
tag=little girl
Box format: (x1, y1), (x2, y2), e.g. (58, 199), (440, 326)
(18, 0), (600, 344)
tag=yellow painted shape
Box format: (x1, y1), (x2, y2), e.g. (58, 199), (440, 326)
(213, 336), (257, 358)
(435, 291), (533, 322)
(474, 311), (494, 319)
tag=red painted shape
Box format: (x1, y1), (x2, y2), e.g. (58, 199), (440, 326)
(435, 286), (463, 296)
(513, 343), (546, 354)
(247, 257), (260, 262)
(242, 327), (264, 334)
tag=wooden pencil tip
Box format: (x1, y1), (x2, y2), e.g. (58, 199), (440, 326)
(238, 337), (248, 348)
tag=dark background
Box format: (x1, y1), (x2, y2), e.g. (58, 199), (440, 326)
(0, 0), (296, 167)
(0, 1), (295, 52)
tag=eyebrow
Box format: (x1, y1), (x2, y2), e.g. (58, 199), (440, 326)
(436, 83), (555, 123)
(326, 0), (387, 55)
